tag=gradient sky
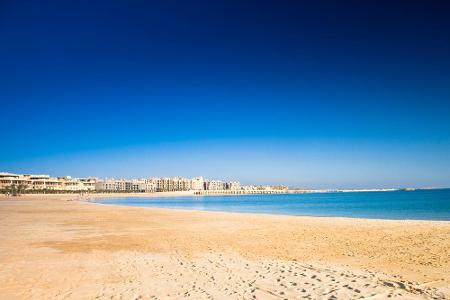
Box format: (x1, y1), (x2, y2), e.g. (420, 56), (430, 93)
(1, 0), (450, 188)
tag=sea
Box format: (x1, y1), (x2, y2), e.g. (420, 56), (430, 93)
(95, 189), (450, 221)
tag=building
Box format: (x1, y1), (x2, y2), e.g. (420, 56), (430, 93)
(95, 179), (127, 191)
(226, 181), (241, 190)
(150, 177), (192, 192)
(191, 176), (205, 190)
(60, 176), (84, 191)
(0, 172), (31, 189)
(58, 176), (97, 191)
(27, 174), (61, 190)
(95, 178), (155, 192)
(206, 180), (226, 191)
(271, 185), (288, 191)
(138, 179), (156, 192)
(125, 181), (137, 191)
(0, 172), (97, 191)
(95, 179), (114, 191)
(79, 178), (97, 190)
(242, 185), (257, 191)
(154, 177), (172, 192)
(1, 172), (241, 193)
(173, 177), (192, 191)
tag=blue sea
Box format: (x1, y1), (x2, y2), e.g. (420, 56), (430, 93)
(95, 189), (450, 221)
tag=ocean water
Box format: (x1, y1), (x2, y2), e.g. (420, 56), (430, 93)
(95, 189), (450, 221)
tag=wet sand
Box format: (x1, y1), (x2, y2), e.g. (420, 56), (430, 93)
(1, 194), (449, 299)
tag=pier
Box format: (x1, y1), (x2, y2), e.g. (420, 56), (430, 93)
(193, 189), (289, 195)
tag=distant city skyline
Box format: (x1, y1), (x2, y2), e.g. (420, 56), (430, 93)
(1, 1), (450, 189)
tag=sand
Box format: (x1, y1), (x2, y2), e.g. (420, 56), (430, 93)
(0, 194), (449, 299)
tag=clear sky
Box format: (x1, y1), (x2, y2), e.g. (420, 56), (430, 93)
(1, 0), (449, 188)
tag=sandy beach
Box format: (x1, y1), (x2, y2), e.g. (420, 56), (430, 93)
(1, 194), (449, 299)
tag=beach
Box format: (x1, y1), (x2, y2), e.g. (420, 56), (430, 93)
(1, 194), (449, 299)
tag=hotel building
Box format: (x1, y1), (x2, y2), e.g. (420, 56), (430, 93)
(95, 178), (155, 192)
(0, 172), (96, 191)
(191, 176), (205, 190)
(2, 172), (243, 193)
(0, 172), (31, 189)
(205, 180), (225, 191)
(226, 181), (241, 190)
(150, 177), (192, 192)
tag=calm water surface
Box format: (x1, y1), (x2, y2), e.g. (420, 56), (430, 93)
(95, 189), (450, 221)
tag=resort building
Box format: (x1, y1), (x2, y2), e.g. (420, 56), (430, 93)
(154, 177), (173, 192)
(95, 179), (127, 191)
(191, 176), (205, 190)
(1, 172), (241, 193)
(79, 178), (97, 190)
(206, 180), (226, 191)
(242, 185), (257, 191)
(60, 176), (84, 191)
(138, 179), (156, 192)
(0, 172), (31, 189)
(0, 172), (97, 191)
(58, 176), (97, 191)
(174, 177), (192, 191)
(150, 177), (192, 192)
(271, 185), (289, 191)
(226, 181), (241, 190)
(95, 178), (155, 192)
(28, 174), (61, 190)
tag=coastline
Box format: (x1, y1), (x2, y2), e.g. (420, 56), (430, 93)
(1, 194), (449, 299)
(90, 190), (450, 222)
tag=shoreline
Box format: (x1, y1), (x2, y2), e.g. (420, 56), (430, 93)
(92, 198), (450, 224)
(5, 186), (450, 200)
(1, 194), (450, 299)
(4, 191), (450, 223)
(2, 192), (445, 224)
(89, 191), (450, 223)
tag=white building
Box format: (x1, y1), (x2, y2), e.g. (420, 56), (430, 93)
(138, 178), (156, 192)
(79, 178), (97, 190)
(227, 181), (241, 190)
(95, 179), (126, 191)
(149, 177), (192, 192)
(60, 176), (85, 191)
(206, 180), (225, 191)
(191, 176), (205, 190)
(2, 172), (242, 193)
(0, 172), (96, 191)
(0, 172), (31, 189)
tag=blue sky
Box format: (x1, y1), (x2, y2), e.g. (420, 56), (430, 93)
(1, 0), (450, 188)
